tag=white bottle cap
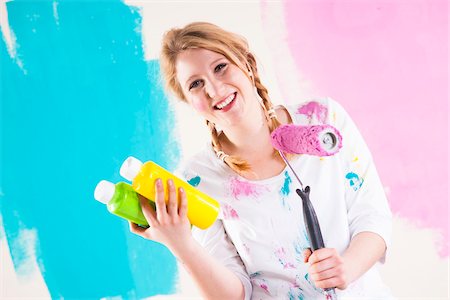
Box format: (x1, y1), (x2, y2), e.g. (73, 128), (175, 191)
(94, 180), (116, 204)
(120, 156), (143, 181)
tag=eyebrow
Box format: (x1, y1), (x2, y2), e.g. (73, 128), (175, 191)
(184, 57), (226, 89)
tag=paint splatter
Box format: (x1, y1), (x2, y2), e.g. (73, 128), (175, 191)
(280, 171), (292, 209)
(229, 177), (267, 201)
(221, 203), (239, 220)
(281, 171), (292, 196)
(287, 276), (305, 300)
(250, 271), (262, 278)
(305, 273), (323, 294)
(187, 175), (201, 187)
(243, 243), (250, 255)
(274, 247), (296, 269)
(345, 172), (364, 191)
(296, 101), (328, 124)
(250, 272), (271, 295)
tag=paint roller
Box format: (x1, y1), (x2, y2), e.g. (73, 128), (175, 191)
(271, 124), (342, 300)
(271, 124), (342, 156)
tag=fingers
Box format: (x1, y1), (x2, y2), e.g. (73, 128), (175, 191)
(137, 194), (157, 227)
(310, 265), (343, 282)
(308, 248), (340, 270)
(307, 248), (347, 289)
(311, 266), (347, 289)
(166, 179), (178, 217)
(154, 178), (169, 223)
(129, 221), (147, 235)
(178, 187), (187, 218)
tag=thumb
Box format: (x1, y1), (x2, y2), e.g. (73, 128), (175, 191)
(303, 248), (312, 263)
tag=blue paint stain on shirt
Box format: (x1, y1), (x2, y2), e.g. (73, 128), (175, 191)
(288, 288), (305, 300)
(187, 175), (201, 187)
(281, 171), (292, 196)
(345, 172), (364, 191)
(1, 1), (179, 299)
(305, 273), (322, 293)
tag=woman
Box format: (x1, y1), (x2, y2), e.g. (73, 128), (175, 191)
(130, 22), (393, 299)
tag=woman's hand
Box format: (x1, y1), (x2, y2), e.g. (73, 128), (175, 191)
(303, 248), (349, 290)
(129, 178), (193, 255)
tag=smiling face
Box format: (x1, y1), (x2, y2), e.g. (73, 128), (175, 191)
(176, 48), (260, 129)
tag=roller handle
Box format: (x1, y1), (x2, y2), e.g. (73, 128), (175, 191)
(296, 187), (338, 299)
(296, 186), (325, 250)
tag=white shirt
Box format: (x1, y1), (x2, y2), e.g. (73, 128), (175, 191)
(177, 97), (393, 299)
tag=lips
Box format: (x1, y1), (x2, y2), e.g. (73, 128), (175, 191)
(214, 92), (236, 110)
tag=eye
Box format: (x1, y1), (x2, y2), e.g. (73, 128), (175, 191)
(189, 79), (203, 90)
(214, 63), (227, 72)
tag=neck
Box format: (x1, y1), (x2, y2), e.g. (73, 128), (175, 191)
(220, 107), (274, 158)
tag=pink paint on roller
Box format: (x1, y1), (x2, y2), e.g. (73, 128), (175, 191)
(271, 124), (343, 156)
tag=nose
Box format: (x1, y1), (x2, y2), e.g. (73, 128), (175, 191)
(205, 77), (225, 100)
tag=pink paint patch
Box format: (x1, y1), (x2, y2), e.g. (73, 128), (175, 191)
(229, 177), (267, 200)
(274, 247), (296, 269)
(260, 283), (270, 294)
(222, 203), (239, 220)
(261, 0), (448, 256)
(297, 101), (328, 124)
(243, 243), (250, 254)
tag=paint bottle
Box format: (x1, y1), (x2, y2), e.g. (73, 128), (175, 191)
(94, 180), (155, 227)
(119, 156), (220, 229)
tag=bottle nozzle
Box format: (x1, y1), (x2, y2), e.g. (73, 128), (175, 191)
(94, 180), (116, 204)
(120, 156), (143, 181)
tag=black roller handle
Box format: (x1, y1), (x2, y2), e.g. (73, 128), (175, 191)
(296, 186), (325, 251)
(296, 186), (338, 299)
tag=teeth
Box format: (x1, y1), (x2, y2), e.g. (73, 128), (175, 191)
(216, 93), (235, 109)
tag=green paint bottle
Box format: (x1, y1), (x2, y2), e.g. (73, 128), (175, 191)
(94, 180), (155, 227)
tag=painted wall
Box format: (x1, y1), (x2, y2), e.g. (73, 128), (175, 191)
(1, 1), (180, 298)
(1, 0), (448, 299)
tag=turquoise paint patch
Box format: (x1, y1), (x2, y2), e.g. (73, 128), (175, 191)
(288, 287), (304, 300)
(345, 172), (364, 191)
(1, 1), (179, 298)
(304, 273), (322, 293)
(280, 171), (292, 209)
(281, 171), (292, 196)
(187, 175), (201, 187)
(250, 271), (262, 278)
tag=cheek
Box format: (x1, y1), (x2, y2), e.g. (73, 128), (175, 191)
(191, 98), (209, 113)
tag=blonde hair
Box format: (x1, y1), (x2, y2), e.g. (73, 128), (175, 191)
(160, 22), (283, 174)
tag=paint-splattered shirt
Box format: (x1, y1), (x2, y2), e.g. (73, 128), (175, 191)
(177, 98), (393, 300)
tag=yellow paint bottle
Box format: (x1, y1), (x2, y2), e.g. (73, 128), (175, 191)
(119, 156), (219, 229)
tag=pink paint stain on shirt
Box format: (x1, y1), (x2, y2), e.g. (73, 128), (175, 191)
(260, 283), (270, 295)
(297, 101), (328, 124)
(229, 177), (267, 200)
(243, 243), (250, 255)
(274, 247), (296, 269)
(222, 203), (239, 220)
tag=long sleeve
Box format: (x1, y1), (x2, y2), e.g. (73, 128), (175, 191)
(329, 97), (392, 263)
(192, 220), (252, 300)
